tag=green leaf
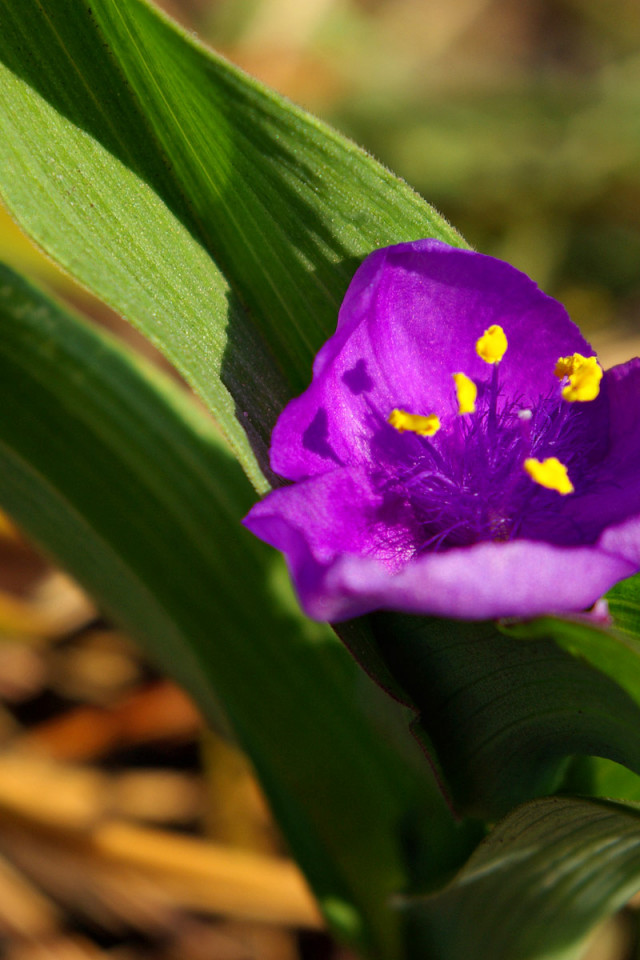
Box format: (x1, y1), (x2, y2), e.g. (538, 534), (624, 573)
(0, 264), (473, 959)
(608, 573), (640, 640)
(569, 756), (640, 804)
(504, 614), (640, 728)
(505, 612), (640, 804)
(508, 602), (640, 806)
(0, 0), (465, 490)
(354, 614), (640, 820)
(406, 795), (640, 960)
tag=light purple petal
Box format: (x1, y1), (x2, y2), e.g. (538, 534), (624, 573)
(599, 516), (640, 567)
(244, 478), (636, 621)
(326, 541), (635, 621)
(272, 240), (595, 481)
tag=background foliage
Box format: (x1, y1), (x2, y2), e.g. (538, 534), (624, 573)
(2, 0), (640, 362)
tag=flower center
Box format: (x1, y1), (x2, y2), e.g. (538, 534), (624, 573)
(381, 326), (603, 554)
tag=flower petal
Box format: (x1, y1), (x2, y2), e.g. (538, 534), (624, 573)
(272, 240), (594, 481)
(545, 359), (640, 543)
(327, 542), (635, 621)
(244, 475), (636, 621)
(244, 467), (390, 565)
(244, 468), (401, 620)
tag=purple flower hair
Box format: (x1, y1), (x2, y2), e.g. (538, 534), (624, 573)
(244, 240), (640, 621)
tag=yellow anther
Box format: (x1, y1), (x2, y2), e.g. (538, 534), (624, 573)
(554, 353), (602, 402)
(388, 409), (441, 437)
(452, 373), (477, 415)
(524, 457), (574, 495)
(554, 354), (583, 378)
(476, 325), (508, 364)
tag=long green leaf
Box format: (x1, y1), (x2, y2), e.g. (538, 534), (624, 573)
(0, 264), (473, 959)
(0, 0), (464, 490)
(406, 796), (640, 960)
(351, 614), (640, 819)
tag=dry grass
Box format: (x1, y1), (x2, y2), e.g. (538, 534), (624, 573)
(0, 520), (334, 960)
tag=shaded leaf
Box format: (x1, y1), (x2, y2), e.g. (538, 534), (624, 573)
(406, 795), (640, 960)
(354, 614), (640, 820)
(505, 614), (640, 729)
(509, 606), (640, 807)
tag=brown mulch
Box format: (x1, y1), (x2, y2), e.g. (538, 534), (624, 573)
(0, 517), (340, 960)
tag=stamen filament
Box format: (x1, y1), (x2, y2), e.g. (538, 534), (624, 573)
(487, 363), (500, 447)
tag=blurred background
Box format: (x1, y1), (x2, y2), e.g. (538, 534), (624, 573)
(0, 1), (639, 957)
(4, 0), (640, 357)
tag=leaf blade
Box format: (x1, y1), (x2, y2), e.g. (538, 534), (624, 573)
(359, 614), (640, 819)
(407, 796), (640, 960)
(0, 0), (465, 487)
(0, 263), (473, 958)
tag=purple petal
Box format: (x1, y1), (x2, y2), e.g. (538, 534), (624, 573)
(272, 240), (594, 481)
(244, 474), (636, 621)
(328, 541), (635, 621)
(244, 466), (419, 568)
(243, 467), (407, 621)
(599, 516), (640, 567)
(550, 359), (640, 542)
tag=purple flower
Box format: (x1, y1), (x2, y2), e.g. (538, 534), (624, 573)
(244, 240), (640, 621)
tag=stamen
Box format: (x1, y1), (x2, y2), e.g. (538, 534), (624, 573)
(554, 353), (602, 402)
(523, 456), (574, 495)
(555, 354), (584, 378)
(476, 325), (508, 364)
(388, 409), (441, 436)
(487, 363), (500, 443)
(453, 373), (477, 414)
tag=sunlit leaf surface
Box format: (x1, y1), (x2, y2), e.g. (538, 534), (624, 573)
(0, 0), (464, 490)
